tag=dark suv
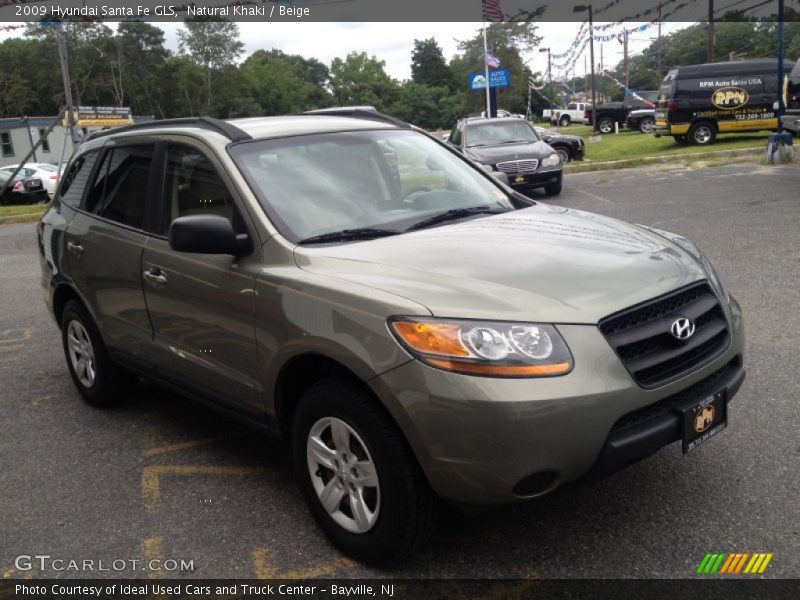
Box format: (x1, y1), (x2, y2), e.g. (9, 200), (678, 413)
(38, 111), (745, 563)
(447, 117), (563, 195)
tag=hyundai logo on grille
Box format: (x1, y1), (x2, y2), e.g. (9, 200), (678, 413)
(670, 317), (696, 340)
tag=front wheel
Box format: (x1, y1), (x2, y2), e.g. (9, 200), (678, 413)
(291, 379), (436, 563)
(598, 118), (615, 134)
(688, 122), (716, 146)
(544, 181), (562, 196)
(553, 146), (571, 164)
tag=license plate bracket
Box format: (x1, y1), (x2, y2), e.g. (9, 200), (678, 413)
(680, 390), (727, 454)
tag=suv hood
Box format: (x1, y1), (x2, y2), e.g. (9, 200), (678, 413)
(294, 204), (706, 324)
(465, 141), (554, 165)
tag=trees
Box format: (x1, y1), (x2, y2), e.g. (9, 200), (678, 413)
(177, 19), (244, 112)
(329, 52), (399, 112)
(411, 38), (455, 90)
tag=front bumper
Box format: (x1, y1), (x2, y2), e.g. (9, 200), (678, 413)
(506, 169), (562, 191)
(371, 296), (745, 506)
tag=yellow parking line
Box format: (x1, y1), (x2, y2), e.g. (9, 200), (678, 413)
(142, 537), (165, 580)
(141, 465), (271, 511)
(32, 394), (58, 406)
(251, 548), (355, 579)
(0, 344), (25, 354)
(2, 568), (15, 578)
(0, 328), (33, 344)
(141, 434), (224, 458)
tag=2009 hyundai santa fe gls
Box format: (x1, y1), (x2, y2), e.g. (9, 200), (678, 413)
(37, 109), (745, 562)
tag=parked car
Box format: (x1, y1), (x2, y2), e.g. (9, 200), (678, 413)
(38, 110), (745, 563)
(544, 102), (591, 127)
(0, 170), (49, 205)
(533, 126), (585, 163)
(448, 116), (563, 195)
(654, 59), (795, 145)
(584, 91), (659, 133)
(626, 108), (656, 133)
(0, 162), (60, 198)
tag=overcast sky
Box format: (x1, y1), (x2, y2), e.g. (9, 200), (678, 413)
(1, 20), (692, 81)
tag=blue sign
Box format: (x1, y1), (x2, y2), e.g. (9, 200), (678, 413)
(468, 69), (510, 91)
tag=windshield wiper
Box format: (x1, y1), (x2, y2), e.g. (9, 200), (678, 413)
(406, 206), (505, 231)
(298, 228), (400, 245)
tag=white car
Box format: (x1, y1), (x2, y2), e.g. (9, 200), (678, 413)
(0, 163), (61, 199)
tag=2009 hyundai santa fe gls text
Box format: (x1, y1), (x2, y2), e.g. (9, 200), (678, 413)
(37, 109), (745, 562)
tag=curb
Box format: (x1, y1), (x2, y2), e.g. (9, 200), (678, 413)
(564, 146), (763, 173)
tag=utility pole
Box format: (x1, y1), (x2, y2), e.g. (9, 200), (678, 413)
(574, 4), (598, 133)
(623, 30), (629, 90)
(708, 0), (715, 62)
(55, 23), (78, 144)
(539, 47), (553, 109)
(657, 2), (662, 74)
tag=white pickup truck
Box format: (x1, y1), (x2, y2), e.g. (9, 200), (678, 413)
(543, 102), (590, 127)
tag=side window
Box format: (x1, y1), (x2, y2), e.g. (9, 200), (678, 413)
(58, 151), (100, 208)
(163, 145), (249, 235)
(567, 103), (577, 110)
(450, 124), (462, 146)
(86, 145), (154, 230)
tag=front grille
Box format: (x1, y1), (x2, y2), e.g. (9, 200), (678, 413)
(599, 281), (730, 388)
(611, 357), (740, 432)
(495, 159), (539, 174)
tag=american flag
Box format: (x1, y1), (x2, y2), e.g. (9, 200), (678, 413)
(485, 52), (501, 68)
(482, 0), (503, 21)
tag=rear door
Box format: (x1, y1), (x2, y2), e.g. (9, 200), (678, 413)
(65, 142), (158, 363)
(141, 141), (263, 414)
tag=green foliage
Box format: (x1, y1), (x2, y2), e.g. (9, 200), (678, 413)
(329, 52), (399, 112)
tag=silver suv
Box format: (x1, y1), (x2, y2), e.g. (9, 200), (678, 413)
(37, 110), (745, 562)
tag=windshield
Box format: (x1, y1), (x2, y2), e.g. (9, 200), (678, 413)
(230, 129), (514, 243)
(464, 121), (539, 147)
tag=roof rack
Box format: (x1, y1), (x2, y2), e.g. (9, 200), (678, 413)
(82, 117), (252, 143)
(302, 108), (411, 129)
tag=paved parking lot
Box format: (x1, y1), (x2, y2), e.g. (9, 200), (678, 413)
(1, 161), (798, 580)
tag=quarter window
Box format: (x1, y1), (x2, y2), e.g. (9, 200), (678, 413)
(59, 152), (100, 208)
(86, 145), (154, 230)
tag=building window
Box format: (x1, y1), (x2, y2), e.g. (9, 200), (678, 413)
(38, 128), (50, 153)
(1, 132), (13, 157)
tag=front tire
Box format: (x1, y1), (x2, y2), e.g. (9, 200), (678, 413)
(61, 300), (130, 407)
(554, 146), (571, 164)
(291, 379), (436, 563)
(544, 181), (562, 196)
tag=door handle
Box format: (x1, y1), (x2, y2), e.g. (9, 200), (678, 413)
(66, 241), (84, 256)
(143, 267), (168, 286)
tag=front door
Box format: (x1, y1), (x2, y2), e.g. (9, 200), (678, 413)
(141, 143), (262, 414)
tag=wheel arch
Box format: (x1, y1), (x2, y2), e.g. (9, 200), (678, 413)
(53, 283), (94, 328)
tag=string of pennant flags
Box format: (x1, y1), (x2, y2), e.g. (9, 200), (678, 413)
(600, 70), (657, 106)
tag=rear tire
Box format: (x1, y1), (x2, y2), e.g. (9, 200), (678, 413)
(61, 300), (130, 407)
(639, 117), (655, 133)
(559, 115), (570, 127)
(688, 121), (716, 146)
(291, 379), (436, 564)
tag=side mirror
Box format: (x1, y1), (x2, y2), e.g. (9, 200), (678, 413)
(491, 171), (510, 185)
(169, 215), (246, 255)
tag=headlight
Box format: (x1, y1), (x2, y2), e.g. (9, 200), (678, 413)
(389, 317), (573, 377)
(541, 153), (561, 167)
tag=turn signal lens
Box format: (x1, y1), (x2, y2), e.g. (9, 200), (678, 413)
(389, 317), (573, 378)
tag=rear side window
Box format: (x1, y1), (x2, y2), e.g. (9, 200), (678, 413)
(86, 145), (154, 230)
(59, 151), (100, 208)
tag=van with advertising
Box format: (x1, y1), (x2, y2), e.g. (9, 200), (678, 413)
(654, 59), (795, 145)
(781, 59), (800, 136)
